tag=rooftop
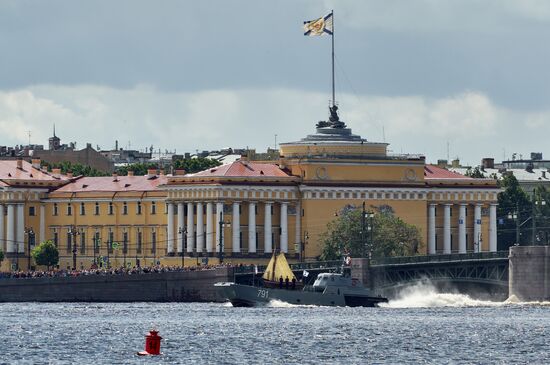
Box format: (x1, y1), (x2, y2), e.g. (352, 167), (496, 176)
(186, 160), (290, 178)
(54, 175), (168, 193)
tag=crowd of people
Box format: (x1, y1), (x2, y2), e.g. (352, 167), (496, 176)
(0, 262), (249, 280)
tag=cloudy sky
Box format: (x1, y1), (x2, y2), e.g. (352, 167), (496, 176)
(1, 0), (549, 165)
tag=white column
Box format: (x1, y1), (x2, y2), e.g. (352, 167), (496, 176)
(39, 204), (45, 244)
(443, 204), (451, 254)
(280, 202), (288, 253)
(248, 202), (257, 254)
(177, 202), (185, 253)
(428, 204), (436, 255)
(6, 204), (15, 253)
(232, 202), (240, 253)
(458, 204), (467, 254)
(196, 203), (204, 253)
(264, 202), (272, 254)
(295, 202), (301, 249)
(16, 203), (24, 253)
(206, 202), (214, 253)
(186, 202), (195, 253)
(167, 202), (175, 254)
(489, 203), (497, 252)
(474, 204), (482, 253)
(0, 205), (4, 254)
(216, 202), (224, 255)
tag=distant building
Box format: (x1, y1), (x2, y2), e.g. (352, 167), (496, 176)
(100, 140), (152, 168)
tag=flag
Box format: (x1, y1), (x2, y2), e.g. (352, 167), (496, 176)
(254, 265), (259, 274)
(303, 12), (333, 36)
(302, 269), (310, 277)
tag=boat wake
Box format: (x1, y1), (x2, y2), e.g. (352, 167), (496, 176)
(380, 282), (502, 308)
(266, 299), (323, 308)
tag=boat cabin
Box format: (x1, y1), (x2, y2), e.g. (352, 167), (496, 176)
(312, 273), (353, 293)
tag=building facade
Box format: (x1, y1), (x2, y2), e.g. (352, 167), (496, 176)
(0, 114), (500, 271)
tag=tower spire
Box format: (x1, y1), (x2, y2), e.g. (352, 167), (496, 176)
(53, 124), (56, 137)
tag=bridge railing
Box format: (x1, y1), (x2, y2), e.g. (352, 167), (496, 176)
(234, 260), (342, 274)
(371, 251), (509, 266)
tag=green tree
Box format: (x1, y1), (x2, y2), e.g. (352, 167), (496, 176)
(532, 185), (550, 245)
(117, 162), (159, 176)
(41, 161), (109, 177)
(497, 174), (532, 250)
(172, 157), (221, 173)
(31, 240), (59, 270)
(465, 167), (486, 178)
(320, 207), (422, 260)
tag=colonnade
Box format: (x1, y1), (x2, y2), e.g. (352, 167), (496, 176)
(165, 201), (299, 256)
(428, 203), (497, 254)
(0, 203), (40, 254)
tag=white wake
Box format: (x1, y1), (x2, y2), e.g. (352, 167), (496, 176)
(380, 282), (502, 308)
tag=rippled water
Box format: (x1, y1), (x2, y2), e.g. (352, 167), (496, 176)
(2, 284), (550, 364)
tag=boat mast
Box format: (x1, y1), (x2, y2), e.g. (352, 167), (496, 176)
(331, 10), (335, 107)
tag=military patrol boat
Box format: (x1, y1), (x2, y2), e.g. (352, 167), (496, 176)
(215, 253), (388, 307)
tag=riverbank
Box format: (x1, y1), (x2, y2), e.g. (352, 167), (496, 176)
(0, 267), (233, 302)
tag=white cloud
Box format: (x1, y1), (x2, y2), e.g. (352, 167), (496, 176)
(0, 85), (548, 166)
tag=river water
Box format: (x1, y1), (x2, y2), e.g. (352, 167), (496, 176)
(1, 283), (549, 364)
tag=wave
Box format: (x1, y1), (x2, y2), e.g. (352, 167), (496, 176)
(380, 282), (502, 308)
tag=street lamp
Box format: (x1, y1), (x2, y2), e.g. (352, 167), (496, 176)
(178, 226), (187, 267)
(24, 227), (34, 271)
(218, 219), (230, 264)
(68, 226), (80, 270)
(302, 231), (309, 262)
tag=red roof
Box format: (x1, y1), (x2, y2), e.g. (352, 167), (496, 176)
(0, 160), (69, 181)
(424, 165), (471, 180)
(54, 175), (168, 193)
(188, 161), (290, 178)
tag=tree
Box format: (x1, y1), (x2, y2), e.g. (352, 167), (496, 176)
(41, 161), (109, 177)
(320, 206), (422, 260)
(465, 167), (486, 178)
(117, 162), (159, 176)
(172, 157), (221, 173)
(31, 240), (59, 270)
(532, 185), (550, 245)
(497, 174), (532, 250)
(0, 249), (4, 263)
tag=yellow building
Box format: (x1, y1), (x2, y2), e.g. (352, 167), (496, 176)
(0, 113), (499, 271)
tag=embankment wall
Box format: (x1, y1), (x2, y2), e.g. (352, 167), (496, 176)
(0, 268), (233, 302)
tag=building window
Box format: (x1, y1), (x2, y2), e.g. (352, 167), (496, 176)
(271, 205), (274, 215)
(239, 232), (243, 251)
(95, 202), (100, 215)
(29, 206), (35, 216)
(108, 230), (114, 253)
(94, 231), (100, 253)
(165, 203), (168, 214)
(123, 202), (128, 215)
(255, 205), (258, 215)
(80, 202), (86, 216)
(151, 231), (157, 254)
(53, 230), (58, 247)
(66, 229), (72, 253)
(80, 231), (86, 254)
(151, 202), (156, 215)
(137, 201), (142, 215)
(67, 204), (72, 216)
(137, 230), (142, 254)
(53, 203), (58, 216)
(123, 231), (128, 254)
(108, 202), (114, 215)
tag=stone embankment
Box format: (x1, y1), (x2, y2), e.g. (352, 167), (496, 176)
(0, 267), (233, 302)
(509, 246), (550, 301)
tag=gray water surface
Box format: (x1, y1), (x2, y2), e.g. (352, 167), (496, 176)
(1, 299), (549, 364)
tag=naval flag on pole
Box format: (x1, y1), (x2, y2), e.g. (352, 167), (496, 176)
(303, 12), (333, 36)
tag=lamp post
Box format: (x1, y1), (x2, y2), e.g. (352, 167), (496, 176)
(68, 226), (80, 270)
(93, 235), (101, 267)
(24, 227), (34, 271)
(178, 227), (187, 267)
(302, 231), (309, 262)
(218, 219), (230, 264)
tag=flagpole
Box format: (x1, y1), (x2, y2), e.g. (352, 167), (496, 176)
(331, 9), (335, 107)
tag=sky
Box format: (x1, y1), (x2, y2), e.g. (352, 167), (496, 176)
(1, 0), (550, 165)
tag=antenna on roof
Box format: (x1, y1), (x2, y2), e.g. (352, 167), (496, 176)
(26, 130), (31, 145)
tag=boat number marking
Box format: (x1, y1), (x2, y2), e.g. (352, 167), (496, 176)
(257, 289), (269, 299)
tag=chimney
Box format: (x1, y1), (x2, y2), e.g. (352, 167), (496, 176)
(66, 171), (73, 179)
(16, 157), (23, 170)
(31, 158), (41, 169)
(52, 168), (61, 178)
(127, 170), (135, 177)
(112, 172), (119, 181)
(481, 158), (495, 169)
(174, 169), (186, 176)
(159, 170), (165, 176)
(437, 159), (448, 168)
(240, 155), (248, 162)
(451, 159), (460, 168)
(147, 168), (157, 178)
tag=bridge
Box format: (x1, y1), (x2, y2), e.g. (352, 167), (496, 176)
(234, 251), (510, 298)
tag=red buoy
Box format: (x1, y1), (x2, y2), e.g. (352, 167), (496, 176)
(137, 329), (162, 356)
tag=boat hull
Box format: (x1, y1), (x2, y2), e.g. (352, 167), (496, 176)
(215, 282), (388, 307)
